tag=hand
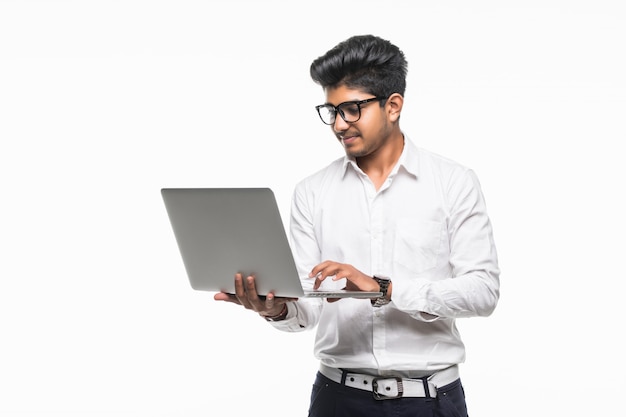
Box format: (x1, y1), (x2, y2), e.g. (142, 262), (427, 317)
(309, 261), (380, 302)
(213, 273), (297, 318)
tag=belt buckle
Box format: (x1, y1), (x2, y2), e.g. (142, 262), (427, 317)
(372, 377), (403, 400)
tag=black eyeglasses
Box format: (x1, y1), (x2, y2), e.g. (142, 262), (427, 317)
(315, 97), (385, 125)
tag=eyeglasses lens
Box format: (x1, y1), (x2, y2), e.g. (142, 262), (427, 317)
(318, 106), (336, 125)
(318, 102), (361, 125)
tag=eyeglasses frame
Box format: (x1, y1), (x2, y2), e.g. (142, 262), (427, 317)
(315, 97), (386, 125)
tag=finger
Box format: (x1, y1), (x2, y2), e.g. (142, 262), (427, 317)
(309, 260), (333, 278)
(234, 274), (252, 308)
(244, 275), (262, 302)
(313, 270), (342, 289)
(311, 266), (339, 289)
(234, 273), (245, 296)
(313, 273), (329, 290)
(245, 275), (273, 313)
(265, 292), (276, 310)
(331, 269), (345, 280)
(316, 272), (343, 288)
(214, 292), (239, 303)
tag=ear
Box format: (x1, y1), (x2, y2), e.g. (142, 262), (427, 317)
(386, 93), (404, 123)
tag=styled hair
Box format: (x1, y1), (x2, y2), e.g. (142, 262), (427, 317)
(310, 34), (408, 98)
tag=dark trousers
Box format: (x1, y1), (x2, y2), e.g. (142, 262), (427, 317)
(308, 371), (469, 417)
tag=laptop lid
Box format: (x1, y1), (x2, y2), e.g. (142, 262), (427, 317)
(161, 188), (381, 299)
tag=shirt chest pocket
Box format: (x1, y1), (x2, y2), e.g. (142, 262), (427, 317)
(392, 219), (443, 274)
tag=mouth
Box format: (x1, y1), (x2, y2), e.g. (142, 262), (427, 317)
(338, 132), (359, 146)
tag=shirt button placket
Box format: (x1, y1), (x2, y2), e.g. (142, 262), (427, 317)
(370, 192), (387, 365)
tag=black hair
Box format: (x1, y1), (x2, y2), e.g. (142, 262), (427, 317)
(310, 34), (408, 98)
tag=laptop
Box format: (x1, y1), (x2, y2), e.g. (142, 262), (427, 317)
(161, 188), (382, 299)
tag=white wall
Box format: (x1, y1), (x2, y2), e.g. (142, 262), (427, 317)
(1, 1), (624, 416)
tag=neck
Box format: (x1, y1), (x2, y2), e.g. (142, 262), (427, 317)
(357, 132), (405, 190)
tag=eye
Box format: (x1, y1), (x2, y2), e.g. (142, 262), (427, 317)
(340, 102), (360, 117)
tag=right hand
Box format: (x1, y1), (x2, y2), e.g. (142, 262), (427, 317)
(213, 273), (297, 317)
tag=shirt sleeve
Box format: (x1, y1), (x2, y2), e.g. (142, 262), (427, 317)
(392, 168), (501, 319)
(265, 300), (320, 331)
(267, 181), (323, 331)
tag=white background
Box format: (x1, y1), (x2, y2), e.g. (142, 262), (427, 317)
(1, 1), (624, 416)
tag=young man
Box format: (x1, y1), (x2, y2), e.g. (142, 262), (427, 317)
(215, 34), (500, 417)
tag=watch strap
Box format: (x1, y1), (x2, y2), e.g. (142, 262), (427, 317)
(371, 276), (391, 307)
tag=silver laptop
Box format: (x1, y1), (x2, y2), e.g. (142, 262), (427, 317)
(161, 188), (382, 299)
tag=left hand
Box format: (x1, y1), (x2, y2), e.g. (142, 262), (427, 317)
(309, 260), (380, 302)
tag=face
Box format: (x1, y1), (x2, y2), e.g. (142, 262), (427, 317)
(323, 85), (395, 159)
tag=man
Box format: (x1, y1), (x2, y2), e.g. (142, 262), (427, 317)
(215, 34), (500, 417)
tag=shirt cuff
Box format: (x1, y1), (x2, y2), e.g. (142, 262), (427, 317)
(266, 302), (306, 330)
(392, 278), (440, 322)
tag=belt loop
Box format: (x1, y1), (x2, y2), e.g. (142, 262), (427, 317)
(340, 369), (348, 386)
(421, 377), (432, 398)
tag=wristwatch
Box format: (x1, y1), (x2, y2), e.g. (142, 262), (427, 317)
(371, 276), (391, 307)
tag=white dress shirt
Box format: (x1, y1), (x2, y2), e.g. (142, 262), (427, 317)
(271, 136), (500, 375)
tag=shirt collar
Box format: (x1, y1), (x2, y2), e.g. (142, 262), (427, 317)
(397, 135), (420, 178)
(340, 133), (420, 179)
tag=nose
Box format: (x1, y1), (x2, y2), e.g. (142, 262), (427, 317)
(332, 113), (350, 131)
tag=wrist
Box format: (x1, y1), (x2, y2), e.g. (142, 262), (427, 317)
(262, 303), (288, 322)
